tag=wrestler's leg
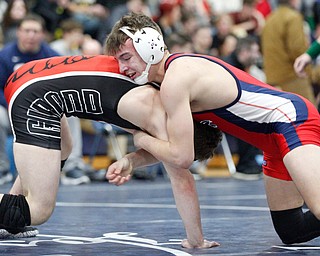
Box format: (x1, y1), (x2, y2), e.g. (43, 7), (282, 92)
(264, 175), (320, 244)
(9, 176), (22, 195)
(9, 115), (73, 197)
(264, 144), (320, 244)
(264, 175), (303, 211)
(60, 115), (73, 161)
(283, 144), (320, 217)
(10, 144), (61, 225)
(2, 116), (73, 226)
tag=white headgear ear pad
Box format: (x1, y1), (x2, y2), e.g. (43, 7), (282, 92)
(120, 26), (165, 64)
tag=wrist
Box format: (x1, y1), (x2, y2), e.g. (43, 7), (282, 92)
(306, 40), (320, 59)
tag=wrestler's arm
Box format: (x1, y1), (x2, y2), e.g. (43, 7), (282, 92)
(107, 141), (219, 249)
(107, 86), (219, 248)
(107, 148), (159, 185)
(163, 162), (219, 248)
(133, 65), (195, 169)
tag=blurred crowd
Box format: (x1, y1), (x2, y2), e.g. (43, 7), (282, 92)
(0, 0), (319, 184)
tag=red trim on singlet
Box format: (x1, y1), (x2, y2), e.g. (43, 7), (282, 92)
(4, 55), (120, 104)
(165, 53), (274, 89)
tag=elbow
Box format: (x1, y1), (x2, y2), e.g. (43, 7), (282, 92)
(171, 150), (194, 169)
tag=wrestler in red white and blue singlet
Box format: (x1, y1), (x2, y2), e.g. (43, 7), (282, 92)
(165, 53), (320, 181)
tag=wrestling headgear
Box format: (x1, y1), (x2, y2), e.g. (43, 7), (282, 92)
(119, 26), (165, 85)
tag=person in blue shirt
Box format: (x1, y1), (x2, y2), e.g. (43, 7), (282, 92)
(0, 14), (58, 192)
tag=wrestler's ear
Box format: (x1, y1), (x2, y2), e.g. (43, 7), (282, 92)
(119, 26), (165, 64)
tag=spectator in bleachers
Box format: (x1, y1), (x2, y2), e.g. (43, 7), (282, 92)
(211, 13), (236, 57)
(230, 0), (266, 38)
(166, 33), (193, 53)
(181, 0), (211, 26)
(66, 0), (109, 39)
(179, 8), (199, 37)
(97, 0), (150, 44)
(191, 24), (213, 55)
(50, 18), (84, 55)
(154, 0), (183, 41)
(262, 0), (316, 106)
(1, 0), (28, 44)
(31, 0), (72, 41)
(81, 37), (102, 55)
(255, 0), (273, 18)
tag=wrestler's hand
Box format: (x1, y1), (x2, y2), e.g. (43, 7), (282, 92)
(106, 157), (133, 186)
(181, 239), (220, 249)
(294, 53), (312, 77)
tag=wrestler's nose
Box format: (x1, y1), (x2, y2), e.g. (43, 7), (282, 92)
(119, 62), (128, 73)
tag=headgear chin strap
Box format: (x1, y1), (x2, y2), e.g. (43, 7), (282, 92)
(119, 26), (165, 85)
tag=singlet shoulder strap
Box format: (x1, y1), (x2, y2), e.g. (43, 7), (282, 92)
(164, 53), (204, 71)
(164, 53), (187, 71)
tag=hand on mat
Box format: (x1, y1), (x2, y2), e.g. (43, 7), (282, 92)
(106, 157), (133, 186)
(181, 239), (220, 249)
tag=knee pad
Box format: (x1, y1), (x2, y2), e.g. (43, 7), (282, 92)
(271, 207), (320, 244)
(0, 194), (31, 231)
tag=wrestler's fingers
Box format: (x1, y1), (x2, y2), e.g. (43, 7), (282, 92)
(108, 175), (122, 185)
(106, 172), (116, 180)
(106, 165), (123, 178)
(116, 175), (132, 186)
(203, 239), (220, 248)
(181, 239), (220, 248)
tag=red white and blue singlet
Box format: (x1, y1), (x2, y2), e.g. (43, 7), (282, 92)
(165, 53), (320, 181)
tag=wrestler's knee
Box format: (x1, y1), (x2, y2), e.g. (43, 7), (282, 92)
(309, 205), (320, 221)
(0, 194), (31, 229)
(271, 207), (320, 244)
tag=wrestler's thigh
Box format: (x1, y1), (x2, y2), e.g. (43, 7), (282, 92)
(264, 175), (304, 211)
(283, 144), (320, 215)
(14, 143), (61, 207)
(60, 115), (73, 160)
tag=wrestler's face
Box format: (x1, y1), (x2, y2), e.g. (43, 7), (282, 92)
(114, 38), (147, 81)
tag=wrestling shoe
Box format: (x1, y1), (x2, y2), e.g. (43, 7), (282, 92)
(61, 168), (90, 185)
(0, 226), (39, 239)
(232, 167), (262, 180)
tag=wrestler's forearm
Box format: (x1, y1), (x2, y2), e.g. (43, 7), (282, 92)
(164, 163), (205, 247)
(124, 148), (159, 169)
(134, 132), (193, 169)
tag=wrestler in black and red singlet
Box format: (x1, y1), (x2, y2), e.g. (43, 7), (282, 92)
(5, 55), (139, 150)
